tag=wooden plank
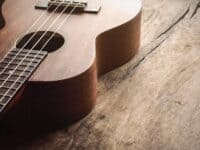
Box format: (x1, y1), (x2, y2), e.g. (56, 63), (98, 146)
(1, 0), (200, 149)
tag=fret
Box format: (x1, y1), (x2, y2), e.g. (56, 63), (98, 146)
(0, 73), (9, 80)
(7, 62), (36, 68)
(0, 94), (11, 98)
(0, 73), (26, 83)
(0, 77), (24, 83)
(0, 95), (10, 105)
(11, 49), (45, 56)
(0, 88), (7, 95)
(0, 65), (33, 72)
(6, 55), (41, 61)
(1, 60), (38, 67)
(4, 57), (41, 63)
(3, 58), (40, 64)
(11, 49), (32, 54)
(7, 54), (24, 59)
(0, 85), (17, 91)
(0, 48), (47, 113)
(0, 80), (21, 89)
(8, 53), (44, 59)
(1, 68), (31, 74)
(3, 58), (20, 64)
(0, 87), (16, 96)
(2, 72), (28, 78)
(10, 51), (36, 57)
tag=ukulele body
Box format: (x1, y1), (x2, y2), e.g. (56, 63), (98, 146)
(0, 0), (141, 128)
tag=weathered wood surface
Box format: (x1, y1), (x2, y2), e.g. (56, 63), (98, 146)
(1, 0), (200, 149)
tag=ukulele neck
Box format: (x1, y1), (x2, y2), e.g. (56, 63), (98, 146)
(0, 49), (47, 112)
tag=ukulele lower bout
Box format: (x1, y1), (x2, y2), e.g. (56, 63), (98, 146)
(0, 0), (142, 129)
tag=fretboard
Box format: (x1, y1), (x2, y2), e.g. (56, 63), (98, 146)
(0, 48), (47, 112)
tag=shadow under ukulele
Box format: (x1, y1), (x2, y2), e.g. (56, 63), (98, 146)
(0, 116), (73, 149)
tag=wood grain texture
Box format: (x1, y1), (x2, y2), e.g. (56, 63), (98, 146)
(1, 0), (200, 149)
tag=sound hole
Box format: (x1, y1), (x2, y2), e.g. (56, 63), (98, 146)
(16, 31), (65, 52)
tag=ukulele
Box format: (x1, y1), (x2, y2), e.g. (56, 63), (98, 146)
(0, 0), (141, 128)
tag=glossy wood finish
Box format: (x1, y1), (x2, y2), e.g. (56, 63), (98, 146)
(0, 0), (141, 128)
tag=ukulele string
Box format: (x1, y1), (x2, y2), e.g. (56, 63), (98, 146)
(0, 2), (65, 76)
(0, 2), (81, 103)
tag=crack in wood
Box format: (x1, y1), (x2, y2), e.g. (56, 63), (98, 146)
(191, 0), (200, 18)
(127, 1), (200, 82)
(124, 37), (168, 78)
(99, 36), (168, 92)
(157, 7), (190, 38)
